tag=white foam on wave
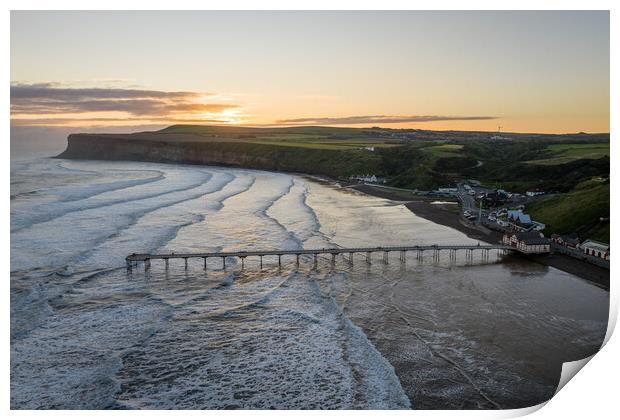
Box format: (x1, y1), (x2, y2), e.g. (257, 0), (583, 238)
(11, 160), (212, 233)
(266, 178), (335, 249)
(168, 170), (302, 254)
(10, 170), (232, 273)
(115, 269), (410, 409)
(72, 171), (239, 270)
(10, 269), (172, 409)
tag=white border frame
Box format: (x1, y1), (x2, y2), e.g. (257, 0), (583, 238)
(4, 2), (616, 419)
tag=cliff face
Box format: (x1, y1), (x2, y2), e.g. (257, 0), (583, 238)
(57, 134), (381, 178)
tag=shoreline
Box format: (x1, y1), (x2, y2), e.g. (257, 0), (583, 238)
(347, 183), (609, 289)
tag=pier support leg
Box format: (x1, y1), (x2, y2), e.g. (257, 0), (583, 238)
(366, 252), (371, 264)
(313, 254), (318, 267)
(349, 252), (354, 266)
(383, 251), (389, 264)
(240, 256), (245, 270)
(165, 258), (169, 270)
(203, 257), (207, 270)
(184, 257), (188, 270)
(260, 255), (263, 269)
(400, 250), (406, 263)
(278, 255), (281, 267)
(222, 257), (226, 269)
(145, 259), (151, 272)
(296, 254), (300, 267)
(332, 253), (336, 265)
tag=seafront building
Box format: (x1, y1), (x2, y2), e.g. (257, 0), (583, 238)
(579, 240), (610, 260)
(502, 231), (551, 254)
(551, 233), (580, 249)
(506, 210), (546, 232)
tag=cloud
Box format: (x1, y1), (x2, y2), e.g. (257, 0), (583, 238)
(10, 116), (231, 127)
(10, 82), (239, 124)
(10, 82), (205, 101)
(275, 115), (498, 125)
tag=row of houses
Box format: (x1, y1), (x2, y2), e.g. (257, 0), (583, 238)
(551, 234), (610, 260)
(501, 231), (610, 260)
(349, 174), (386, 184)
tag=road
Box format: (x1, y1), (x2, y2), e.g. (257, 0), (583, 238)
(456, 182), (477, 212)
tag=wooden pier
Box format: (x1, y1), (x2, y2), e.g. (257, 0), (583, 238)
(126, 244), (513, 271)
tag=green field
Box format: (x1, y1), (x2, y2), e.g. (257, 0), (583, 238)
(527, 182), (609, 242)
(157, 125), (402, 151)
(247, 138), (399, 150)
(526, 143), (609, 165)
(425, 144), (464, 157)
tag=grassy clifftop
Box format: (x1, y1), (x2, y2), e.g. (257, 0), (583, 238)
(527, 182), (610, 242)
(58, 132), (383, 179)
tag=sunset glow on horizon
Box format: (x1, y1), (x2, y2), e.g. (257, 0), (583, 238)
(11, 11), (609, 134)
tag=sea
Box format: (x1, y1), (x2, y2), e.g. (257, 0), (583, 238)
(10, 155), (609, 409)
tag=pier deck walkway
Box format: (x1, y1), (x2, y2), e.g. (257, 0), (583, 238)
(126, 244), (513, 270)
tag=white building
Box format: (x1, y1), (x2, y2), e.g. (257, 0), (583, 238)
(579, 240), (610, 260)
(526, 188), (546, 197)
(350, 174), (378, 183)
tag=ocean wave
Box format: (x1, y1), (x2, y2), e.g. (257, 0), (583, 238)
(11, 166), (213, 233)
(112, 270), (409, 409)
(11, 290), (172, 409)
(10, 171), (233, 273)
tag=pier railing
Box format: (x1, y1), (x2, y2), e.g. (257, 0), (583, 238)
(126, 244), (513, 271)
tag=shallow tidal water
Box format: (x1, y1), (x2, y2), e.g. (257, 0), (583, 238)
(10, 158), (609, 409)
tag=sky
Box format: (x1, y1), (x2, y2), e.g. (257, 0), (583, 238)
(10, 11), (610, 135)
